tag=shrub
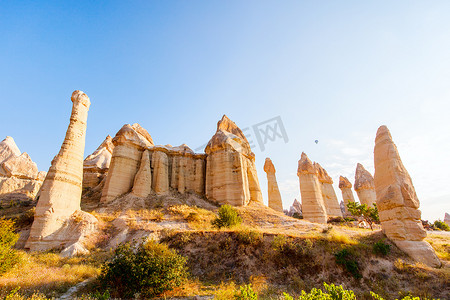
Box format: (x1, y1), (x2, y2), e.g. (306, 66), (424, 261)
(347, 202), (379, 230)
(99, 240), (188, 298)
(334, 248), (361, 279)
(433, 220), (450, 231)
(0, 218), (20, 275)
(212, 205), (242, 229)
(283, 282), (356, 299)
(373, 240), (391, 256)
(236, 229), (263, 246)
(235, 284), (258, 300)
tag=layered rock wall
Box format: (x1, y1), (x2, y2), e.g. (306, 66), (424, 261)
(374, 125), (441, 267)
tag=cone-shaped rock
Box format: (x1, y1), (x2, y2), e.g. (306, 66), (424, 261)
(354, 163), (377, 207)
(445, 213), (450, 227)
(263, 158), (283, 212)
(374, 125), (441, 267)
(297, 152), (327, 223)
(205, 115), (263, 206)
(101, 123), (154, 203)
(315, 163), (342, 217)
(339, 176), (356, 214)
(27, 90), (97, 251)
(83, 135), (114, 188)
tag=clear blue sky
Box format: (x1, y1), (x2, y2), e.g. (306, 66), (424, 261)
(1, 1), (449, 221)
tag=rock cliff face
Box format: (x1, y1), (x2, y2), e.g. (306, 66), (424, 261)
(205, 115), (263, 206)
(354, 163), (377, 207)
(263, 158), (283, 212)
(315, 163), (342, 217)
(374, 125), (441, 268)
(0, 136), (45, 200)
(445, 213), (450, 227)
(101, 124), (154, 203)
(27, 91), (97, 252)
(338, 176), (355, 214)
(297, 153), (327, 223)
(83, 135), (114, 189)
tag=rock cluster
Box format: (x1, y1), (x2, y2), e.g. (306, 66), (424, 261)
(374, 125), (441, 268)
(263, 158), (283, 212)
(338, 176), (356, 214)
(26, 91), (97, 252)
(83, 135), (114, 188)
(0, 136), (45, 200)
(297, 153), (327, 223)
(354, 163), (377, 207)
(100, 115), (261, 207)
(287, 198), (302, 217)
(315, 163), (342, 217)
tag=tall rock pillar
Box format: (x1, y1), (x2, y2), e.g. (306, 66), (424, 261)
(315, 163), (342, 217)
(297, 153), (327, 223)
(263, 158), (283, 212)
(26, 91), (92, 251)
(354, 163), (377, 207)
(374, 125), (441, 267)
(338, 176), (356, 214)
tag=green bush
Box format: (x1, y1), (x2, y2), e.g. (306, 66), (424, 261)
(433, 220), (450, 231)
(99, 240), (188, 298)
(0, 218), (20, 275)
(373, 239), (391, 256)
(283, 282), (356, 299)
(212, 205), (242, 229)
(347, 202), (379, 230)
(334, 248), (361, 279)
(235, 284), (258, 300)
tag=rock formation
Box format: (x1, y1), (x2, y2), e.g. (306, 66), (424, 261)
(297, 153), (327, 223)
(131, 150), (152, 198)
(101, 124), (154, 203)
(288, 198), (302, 217)
(205, 115), (263, 206)
(27, 90), (97, 252)
(445, 213), (450, 227)
(263, 158), (283, 212)
(0, 136), (45, 201)
(83, 135), (114, 188)
(374, 125), (441, 267)
(354, 163), (377, 207)
(151, 149), (170, 194)
(338, 176), (356, 214)
(315, 163), (342, 217)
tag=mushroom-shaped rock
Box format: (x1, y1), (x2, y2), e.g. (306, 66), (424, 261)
(354, 163), (377, 207)
(297, 153), (327, 223)
(263, 158), (283, 212)
(205, 115), (262, 206)
(315, 163), (342, 217)
(339, 176), (356, 214)
(374, 125), (441, 268)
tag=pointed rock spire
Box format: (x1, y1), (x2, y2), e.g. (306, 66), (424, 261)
(263, 158), (283, 212)
(338, 176), (355, 214)
(354, 163), (377, 207)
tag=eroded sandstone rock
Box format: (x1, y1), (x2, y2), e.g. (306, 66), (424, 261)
(339, 176), (356, 214)
(205, 115), (263, 206)
(26, 91), (97, 251)
(131, 150), (152, 198)
(101, 124), (154, 203)
(315, 163), (342, 217)
(263, 158), (283, 212)
(83, 135), (114, 188)
(354, 163), (377, 207)
(445, 213), (450, 227)
(374, 125), (441, 267)
(297, 153), (327, 223)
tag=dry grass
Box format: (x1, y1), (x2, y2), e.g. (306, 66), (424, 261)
(426, 232), (450, 261)
(167, 204), (216, 230)
(0, 250), (106, 298)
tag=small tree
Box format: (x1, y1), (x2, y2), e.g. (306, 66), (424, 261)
(212, 205), (242, 229)
(0, 218), (20, 275)
(346, 202), (379, 230)
(433, 220), (450, 231)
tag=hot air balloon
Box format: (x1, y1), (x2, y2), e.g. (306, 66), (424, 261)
(315, 140), (319, 144)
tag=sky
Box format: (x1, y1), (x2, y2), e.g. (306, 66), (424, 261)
(1, 1), (449, 221)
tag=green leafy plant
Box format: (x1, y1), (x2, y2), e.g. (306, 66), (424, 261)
(334, 248), (361, 279)
(283, 282), (356, 299)
(347, 202), (379, 230)
(99, 240), (188, 298)
(0, 218), (20, 275)
(212, 205), (242, 229)
(235, 284), (258, 300)
(433, 220), (450, 231)
(373, 239), (391, 256)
